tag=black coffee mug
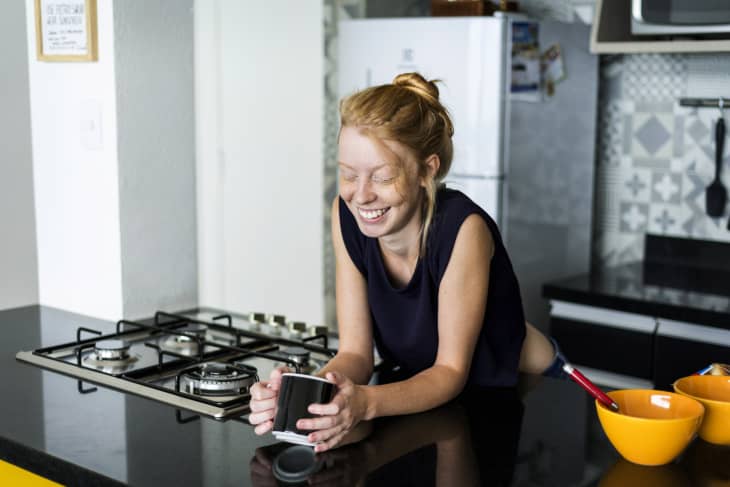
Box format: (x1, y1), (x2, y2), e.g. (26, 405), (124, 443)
(273, 373), (335, 440)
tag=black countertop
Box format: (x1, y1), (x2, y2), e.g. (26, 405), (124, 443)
(543, 261), (730, 328)
(2, 305), (728, 486)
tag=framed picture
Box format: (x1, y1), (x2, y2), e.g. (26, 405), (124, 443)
(35, 0), (98, 61)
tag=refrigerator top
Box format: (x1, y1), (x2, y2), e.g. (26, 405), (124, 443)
(337, 16), (509, 178)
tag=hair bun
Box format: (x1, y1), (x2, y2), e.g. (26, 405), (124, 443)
(393, 72), (440, 103)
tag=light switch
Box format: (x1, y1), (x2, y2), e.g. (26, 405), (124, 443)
(80, 99), (103, 150)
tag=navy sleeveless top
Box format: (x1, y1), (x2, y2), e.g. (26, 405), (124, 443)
(339, 188), (526, 387)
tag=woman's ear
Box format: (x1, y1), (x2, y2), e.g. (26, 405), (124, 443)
(421, 154), (441, 187)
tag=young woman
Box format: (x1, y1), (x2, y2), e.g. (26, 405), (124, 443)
(248, 72), (560, 453)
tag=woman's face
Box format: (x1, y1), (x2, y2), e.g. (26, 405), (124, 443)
(338, 126), (425, 241)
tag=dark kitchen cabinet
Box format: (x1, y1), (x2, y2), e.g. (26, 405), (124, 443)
(548, 300), (730, 391)
(653, 318), (730, 390)
(550, 316), (653, 380)
(548, 301), (655, 388)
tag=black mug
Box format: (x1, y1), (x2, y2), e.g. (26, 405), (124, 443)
(273, 373), (335, 442)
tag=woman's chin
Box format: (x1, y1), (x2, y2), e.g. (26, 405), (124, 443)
(358, 224), (385, 239)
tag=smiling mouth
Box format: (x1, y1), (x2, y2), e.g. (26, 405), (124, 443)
(357, 207), (390, 221)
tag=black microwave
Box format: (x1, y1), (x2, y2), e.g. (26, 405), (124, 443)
(631, 0), (730, 36)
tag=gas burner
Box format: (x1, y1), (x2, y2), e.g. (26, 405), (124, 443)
(95, 339), (131, 360)
(179, 362), (258, 399)
(176, 323), (207, 341)
(268, 346), (324, 375)
(160, 324), (207, 355)
(282, 347), (310, 367)
(83, 340), (138, 372)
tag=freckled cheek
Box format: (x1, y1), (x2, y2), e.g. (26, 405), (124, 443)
(339, 183), (355, 202)
(380, 187), (406, 207)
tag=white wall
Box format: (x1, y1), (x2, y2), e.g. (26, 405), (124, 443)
(25, 0), (124, 319)
(195, 0), (325, 325)
(0, 0), (38, 310)
(24, 0), (197, 321)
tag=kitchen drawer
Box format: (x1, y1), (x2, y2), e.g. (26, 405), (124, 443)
(548, 301), (656, 380)
(654, 318), (730, 391)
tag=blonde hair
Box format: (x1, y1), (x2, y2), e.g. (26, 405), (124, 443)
(339, 72), (454, 255)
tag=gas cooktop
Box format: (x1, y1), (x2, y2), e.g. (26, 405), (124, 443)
(16, 308), (336, 421)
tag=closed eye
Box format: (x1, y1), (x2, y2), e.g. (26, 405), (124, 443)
(372, 175), (395, 184)
(340, 172), (357, 182)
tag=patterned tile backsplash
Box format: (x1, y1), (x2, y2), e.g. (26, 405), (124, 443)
(594, 53), (730, 269)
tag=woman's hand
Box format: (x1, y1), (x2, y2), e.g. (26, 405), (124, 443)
(248, 366), (290, 435)
(297, 371), (371, 452)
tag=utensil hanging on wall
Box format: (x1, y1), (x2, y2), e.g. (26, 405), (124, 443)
(706, 113), (726, 217)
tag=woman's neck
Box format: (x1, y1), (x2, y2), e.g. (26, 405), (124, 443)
(378, 208), (423, 262)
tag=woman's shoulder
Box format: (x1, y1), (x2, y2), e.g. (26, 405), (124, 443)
(427, 188), (494, 281)
(434, 187), (490, 226)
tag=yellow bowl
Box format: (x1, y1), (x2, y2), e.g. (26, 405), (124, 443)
(596, 389), (704, 466)
(674, 375), (730, 445)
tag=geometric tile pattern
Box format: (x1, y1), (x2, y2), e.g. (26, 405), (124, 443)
(619, 202), (649, 233)
(622, 54), (686, 101)
(594, 52), (730, 269)
(635, 115), (671, 155)
(651, 172), (681, 204)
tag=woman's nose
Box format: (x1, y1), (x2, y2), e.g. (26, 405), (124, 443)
(354, 179), (376, 204)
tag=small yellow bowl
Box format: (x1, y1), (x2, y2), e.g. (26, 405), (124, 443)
(596, 389), (704, 466)
(674, 375), (730, 445)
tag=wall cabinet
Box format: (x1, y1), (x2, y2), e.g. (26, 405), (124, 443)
(549, 300), (730, 390)
(591, 0), (730, 53)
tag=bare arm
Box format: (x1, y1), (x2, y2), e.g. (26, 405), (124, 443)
(316, 196), (375, 385)
(519, 321), (556, 375)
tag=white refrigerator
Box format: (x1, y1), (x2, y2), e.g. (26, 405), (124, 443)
(337, 16), (599, 331)
(338, 16), (508, 228)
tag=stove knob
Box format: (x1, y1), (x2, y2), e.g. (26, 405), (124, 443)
(248, 312), (266, 324)
(245, 312), (265, 332)
(266, 314), (286, 327)
(307, 325), (329, 336)
(287, 321), (307, 333)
